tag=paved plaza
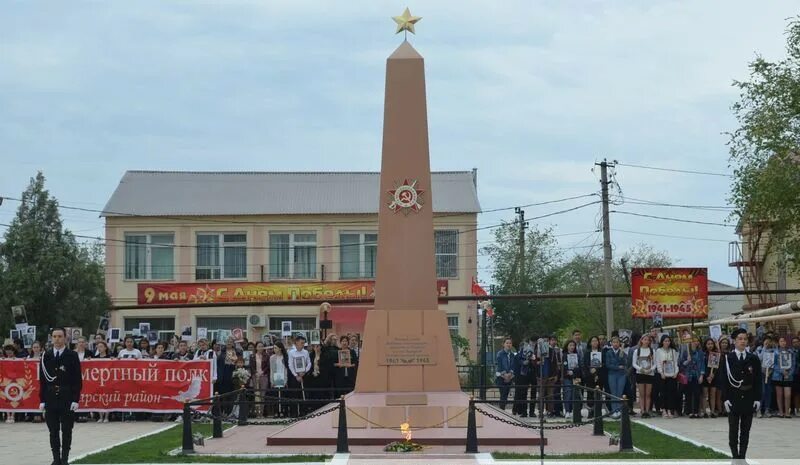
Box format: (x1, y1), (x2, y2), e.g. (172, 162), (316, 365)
(0, 420), (171, 463)
(1, 416), (798, 464)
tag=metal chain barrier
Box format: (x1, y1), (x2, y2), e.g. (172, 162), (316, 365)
(190, 403), (340, 426)
(344, 407), (469, 432)
(473, 405), (614, 430)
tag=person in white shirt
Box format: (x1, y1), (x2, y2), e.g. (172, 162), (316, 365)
(632, 334), (656, 418)
(288, 335), (311, 416)
(193, 338), (216, 382)
(655, 335), (679, 418)
(74, 337), (90, 362)
(116, 336), (142, 359)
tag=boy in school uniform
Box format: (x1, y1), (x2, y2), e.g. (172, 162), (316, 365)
(719, 328), (762, 462)
(288, 334), (311, 416)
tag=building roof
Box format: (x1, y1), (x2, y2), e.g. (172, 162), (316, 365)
(102, 170), (481, 217)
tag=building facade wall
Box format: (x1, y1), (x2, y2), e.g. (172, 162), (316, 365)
(105, 213), (479, 363)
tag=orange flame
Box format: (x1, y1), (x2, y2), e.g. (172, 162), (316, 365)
(400, 422), (412, 442)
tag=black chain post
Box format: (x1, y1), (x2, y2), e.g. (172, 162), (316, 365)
(466, 398), (478, 453)
(212, 392), (223, 439)
(593, 386), (604, 436)
(181, 401), (194, 454)
(237, 388), (248, 426)
(336, 396), (349, 453)
(619, 395), (633, 451)
(572, 385), (581, 423)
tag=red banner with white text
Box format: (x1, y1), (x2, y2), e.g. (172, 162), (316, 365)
(0, 359), (213, 412)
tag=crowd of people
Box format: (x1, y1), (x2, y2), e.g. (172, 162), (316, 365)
(4, 324), (799, 425)
(1, 331), (361, 423)
(494, 327), (800, 421)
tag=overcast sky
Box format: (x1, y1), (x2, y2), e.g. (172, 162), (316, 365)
(2, 1), (798, 286)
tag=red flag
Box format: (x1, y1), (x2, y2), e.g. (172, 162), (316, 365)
(471, 277), (488, 296)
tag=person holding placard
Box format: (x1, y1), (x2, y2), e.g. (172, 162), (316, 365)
(632, 334), (656, 418)
(680, 337), (706, 418)
(604, 336), (627, 419)
(772, 336), (796, 418)
(655, 334), (679, 418)
(702, 338), (720, 418)
(561, 340), (582, 418)
(757, 336), (776, 418)
(270, 342), (289, 417)
(334, 335), (358, 397)
(288, 334), (311, 416)
(716, 336), (731, 416)
(719, 328), (762, 461)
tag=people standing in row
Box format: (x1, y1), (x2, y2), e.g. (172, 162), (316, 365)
(772, 336), (796, 418)
(632, 334), (656, 418)
(495, 337), (515, 411)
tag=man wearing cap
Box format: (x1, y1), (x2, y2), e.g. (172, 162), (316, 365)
(288, 334), (311, 416)
(719, 328), (762, 462)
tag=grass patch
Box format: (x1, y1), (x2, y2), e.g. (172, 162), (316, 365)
(493, 421), (727, 460)
(74, 424), (330, 463)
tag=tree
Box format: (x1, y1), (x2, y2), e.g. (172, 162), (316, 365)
(728, 17), (800, 273)
(556, 244), (673, 338)
(480, 223), (572, 344)
(0, 172), (111, 341)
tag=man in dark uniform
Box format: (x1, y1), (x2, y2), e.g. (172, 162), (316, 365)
(719, 328), (761, 463)
(39, 327), (82, 465)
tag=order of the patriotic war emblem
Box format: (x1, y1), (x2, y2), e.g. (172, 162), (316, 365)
(388, 179), (424, 214)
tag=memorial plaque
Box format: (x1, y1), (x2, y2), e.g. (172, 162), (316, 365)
(378, 335), (437, 365)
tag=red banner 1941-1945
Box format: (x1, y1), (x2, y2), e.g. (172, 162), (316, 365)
(630, 267), (708, 319)
(0, 359), (213, 412)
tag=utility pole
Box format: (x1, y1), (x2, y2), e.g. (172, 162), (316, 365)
(515, 207), (528, 291)
(598, 160), (614, 337)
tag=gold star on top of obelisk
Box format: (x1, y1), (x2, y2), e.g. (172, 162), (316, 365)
(392, 7), (421, 35)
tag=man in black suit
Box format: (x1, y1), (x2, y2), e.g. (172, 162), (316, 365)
(720, 328), (762, 463)
(39, 327), (82, 465)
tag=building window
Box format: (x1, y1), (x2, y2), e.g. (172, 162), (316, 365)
(269, 233), (317, 279)
(340, 232), (377, 279)
(435, 230), (458, 278)
(123, 317), (175, 340)
(196, 233), (247, 280)
(124, 233), (175, 280)
(196, 316), (248, 343)
(447, 314), (460, 360)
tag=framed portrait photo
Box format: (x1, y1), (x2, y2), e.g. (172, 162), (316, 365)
(338, 349), (352, 367)
(663, 360), (676, 377)
(590, 351), (602, 368)
(779, 351), (792, 370)
(292, 355), (306, 373)
(567, 353), (579, 370)
(761, 352), (775, 369)
(707, 352), (720, 369)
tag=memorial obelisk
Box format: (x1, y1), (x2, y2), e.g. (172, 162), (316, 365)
(266, 11), (540, 445)
(354, 8), (460, 394)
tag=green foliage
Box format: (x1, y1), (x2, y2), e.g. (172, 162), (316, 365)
(450, 332), (472, 362)
(482, 219), (673, 343)
(480, 223), (569, 344)
(0, 172), (112, 341)
(384, 441), (424, 452)
(728, 17), (800, 273)
(557, 244), (672, 338)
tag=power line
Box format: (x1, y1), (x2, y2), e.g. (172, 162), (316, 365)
(611, 210), (734, 227)
(0, 192), (600, 228)
(612, 228), (731, 243)
(616, 162), (732, 178)
(617, 195), (734, 211)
